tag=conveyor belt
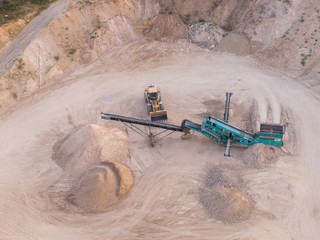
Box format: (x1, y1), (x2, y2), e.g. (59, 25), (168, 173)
(101, 113), (284, 148)
(101, 113), (183, 132)
(181, 119), (202, 131)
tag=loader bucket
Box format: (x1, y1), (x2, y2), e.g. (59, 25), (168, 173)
(150, 110), (168, 122)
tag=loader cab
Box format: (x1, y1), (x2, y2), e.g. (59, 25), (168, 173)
(146, 86), (159, 101)
(148, 92), (158, 100)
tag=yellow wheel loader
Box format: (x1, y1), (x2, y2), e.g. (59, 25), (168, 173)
(144, 84), (168, 122)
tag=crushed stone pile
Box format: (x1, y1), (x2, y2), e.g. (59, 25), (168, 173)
(199, 166), (254, 224)
(188, 22), (226, 50)
(51, 124), (134, 213)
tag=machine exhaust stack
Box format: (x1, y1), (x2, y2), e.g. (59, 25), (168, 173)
(223, 91), (233, 123)
(223, 92), (233, 157)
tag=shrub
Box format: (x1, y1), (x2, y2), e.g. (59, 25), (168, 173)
(66, 48), (76, 55)
(299, 15), (305, 23)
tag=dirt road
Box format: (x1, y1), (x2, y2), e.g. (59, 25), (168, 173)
(0, 42), (319, 239)
(0, 0), (72, 77)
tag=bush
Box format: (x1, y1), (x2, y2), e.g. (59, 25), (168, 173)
(300, 53), (312, 66)
(159, 7), (174, 15)
(299, 15), (305, 23)
(66, 48), (76, 55)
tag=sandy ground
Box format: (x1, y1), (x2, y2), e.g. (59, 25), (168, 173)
(0, 41), (319, 240)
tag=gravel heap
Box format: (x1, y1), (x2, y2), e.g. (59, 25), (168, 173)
(188, 22), (226, 50)
(199, 165), (254, 224)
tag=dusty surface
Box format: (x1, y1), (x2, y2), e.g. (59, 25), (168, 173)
(0, 0), (319, 239)
(0, 40), (319, 239)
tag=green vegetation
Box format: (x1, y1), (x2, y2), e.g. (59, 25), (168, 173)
(181, 14), (191, 24)
(300, 53), (311, 66)
(17, 58), (25, 70)
(160, 7), (175, 15)
(90, 25), (101, 39)
(0, 0), (57, 25)
(299, 15), (305, 23)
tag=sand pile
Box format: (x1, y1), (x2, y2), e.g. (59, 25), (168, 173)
(52, 124), (129, 177)
(216, 33), (251, 56)
(51, 124), (134, 212)
(242, 144), (279, 168)
(199, 166), (254, 224)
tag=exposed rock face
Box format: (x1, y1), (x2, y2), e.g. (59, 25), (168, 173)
(158, 0), (320, 80)
(158, 0), (295, 43)
(0, 0), (159, 111)
(142, 14), (187, 41)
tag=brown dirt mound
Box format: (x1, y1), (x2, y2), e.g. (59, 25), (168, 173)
(199, 165), (254, 224)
